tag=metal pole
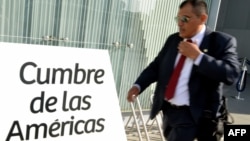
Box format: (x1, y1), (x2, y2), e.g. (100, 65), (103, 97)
(207, 0), (221, 31)
(136, 97), (151, 141)
(234, 57), (247, 100)
(130, 102), (143, 141)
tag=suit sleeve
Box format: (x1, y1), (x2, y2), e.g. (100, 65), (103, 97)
(134, 38), (172, 93)
(197, 33), (240, 85)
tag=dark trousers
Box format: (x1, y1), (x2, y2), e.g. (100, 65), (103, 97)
(162, 101), (220, 141)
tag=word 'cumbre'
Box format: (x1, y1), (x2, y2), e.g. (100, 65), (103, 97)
(19, 62), (105, 85)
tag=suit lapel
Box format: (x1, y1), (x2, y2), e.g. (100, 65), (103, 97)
(189, 27), (213, 79)
(199, 28), (213, 54)
(188, 29), (212, 99)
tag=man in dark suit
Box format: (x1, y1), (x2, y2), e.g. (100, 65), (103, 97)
(126, 0), (240, 141)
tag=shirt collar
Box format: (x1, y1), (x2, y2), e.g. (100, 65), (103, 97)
(188, 25), (206, 47)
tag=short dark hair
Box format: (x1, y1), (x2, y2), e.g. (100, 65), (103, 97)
(179, 0), (208, 16)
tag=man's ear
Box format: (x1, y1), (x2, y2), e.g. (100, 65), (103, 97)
(200, 14), (208, 24)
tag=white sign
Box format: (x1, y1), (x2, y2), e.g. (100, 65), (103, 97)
(0, 42), (127, 141)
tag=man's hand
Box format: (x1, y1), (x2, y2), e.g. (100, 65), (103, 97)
(127, 86), (140, 102)
(178, 40), (202, 60)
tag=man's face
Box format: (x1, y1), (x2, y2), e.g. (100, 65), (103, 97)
(176, 3), (206, 38)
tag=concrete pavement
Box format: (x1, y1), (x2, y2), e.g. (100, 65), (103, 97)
(224, 75), (250, 125)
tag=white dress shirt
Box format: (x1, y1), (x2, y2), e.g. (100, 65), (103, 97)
(169, 25), (206, 106)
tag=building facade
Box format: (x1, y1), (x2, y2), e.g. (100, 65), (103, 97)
(0, 0), (219, 111)
(217, 0), (250, 66)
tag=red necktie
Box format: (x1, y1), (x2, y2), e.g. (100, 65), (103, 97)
(165, 39), (192, 100)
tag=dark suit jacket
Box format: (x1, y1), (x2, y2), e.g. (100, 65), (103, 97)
(135, 27), (240, 123)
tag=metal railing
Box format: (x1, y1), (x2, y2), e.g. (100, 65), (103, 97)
(234, 57), (250, 100)
(125, 95), (165, 141)
(126, 97), (150, 141)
